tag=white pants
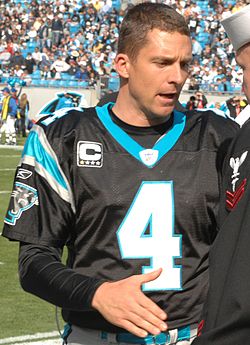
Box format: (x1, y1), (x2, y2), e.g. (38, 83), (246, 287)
(0, 116), (16, 144)
(65, 325), (197, 345)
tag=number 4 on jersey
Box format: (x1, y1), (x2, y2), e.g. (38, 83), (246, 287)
(117, 181), (182, 291)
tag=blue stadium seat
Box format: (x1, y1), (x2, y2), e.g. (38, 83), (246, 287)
(61, 73), (72, 80)
(39, 79), (49, 87)
(31, 78), (41, 86)
(79, 81), (88, 88)
(48, 79), (58, 87)
(20, 49), (29, 57)
(67, 80), (79, 87)
(31, 70), (41, 78)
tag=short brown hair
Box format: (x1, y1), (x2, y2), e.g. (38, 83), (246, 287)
(118, 2), (190, 62)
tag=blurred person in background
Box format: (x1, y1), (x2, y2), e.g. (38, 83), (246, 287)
(185, 95), (197, 110)
(0, 87), (18, 145)
(18, 92), (30, 138)
(225, 96), (246, 119)
(195, 91), (208, 109)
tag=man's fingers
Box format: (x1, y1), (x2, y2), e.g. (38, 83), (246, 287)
(139, 268), (162, 284)
(138, 294), (167, 321)
(92, 274), (168, 337)
(128, 307), (168, 335)
(121, 320), (148, 338)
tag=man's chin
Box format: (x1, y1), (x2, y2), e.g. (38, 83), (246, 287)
(161, 103), (176, 116)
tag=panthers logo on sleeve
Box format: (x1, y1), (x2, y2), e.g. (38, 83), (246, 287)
(4, 182), (39, 226)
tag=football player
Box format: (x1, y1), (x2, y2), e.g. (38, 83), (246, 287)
(2, 3), (238, 345)
(193, 5), (250, 345)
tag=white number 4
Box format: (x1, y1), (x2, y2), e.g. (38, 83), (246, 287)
(117, 181), (182, 291)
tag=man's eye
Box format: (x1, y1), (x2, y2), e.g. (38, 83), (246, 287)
(156, 62), (166, 67)
(182, 62), (191, 70)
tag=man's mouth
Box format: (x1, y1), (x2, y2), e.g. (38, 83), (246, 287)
(158, 93), (177, 101)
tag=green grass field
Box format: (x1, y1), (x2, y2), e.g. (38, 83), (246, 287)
(0, 138), (64, 341)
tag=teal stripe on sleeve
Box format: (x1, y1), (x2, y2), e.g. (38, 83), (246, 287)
(22, 131), (68, 191)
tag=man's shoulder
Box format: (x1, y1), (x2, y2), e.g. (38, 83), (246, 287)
(229, 118), (250, 154)
(187, 108), (239, 134)
(36, 106), (97, 133)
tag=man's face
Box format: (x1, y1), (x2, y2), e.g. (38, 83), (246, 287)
(236, 43), (250, 103)
(117, 29), (192, 125)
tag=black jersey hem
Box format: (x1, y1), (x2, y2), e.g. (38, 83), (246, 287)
(2, 229), (65, 247)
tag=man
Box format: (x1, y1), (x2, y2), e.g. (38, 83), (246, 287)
(194, 91), (208, 109)
(193, 4), (250, 344)
(10, 87), (21, 136)
(2, 3), (238, 345)
(0, 87), (18, 145)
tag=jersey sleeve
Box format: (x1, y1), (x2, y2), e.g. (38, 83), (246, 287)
(2, 124), (75, 247)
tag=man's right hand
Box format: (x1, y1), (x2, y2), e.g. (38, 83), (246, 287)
(92, 268), (168, 338)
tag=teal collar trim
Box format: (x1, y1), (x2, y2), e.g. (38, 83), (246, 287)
(96, 103), (186, 168)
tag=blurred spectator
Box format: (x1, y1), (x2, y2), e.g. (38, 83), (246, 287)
(25, 53), (36, 74)
(51, 13), (63, 46)
(226, 96), (246, 119)
(192, 37), (202, 59)
(71, 10), (81, 25)
(186, 95), (197, 110)
(195, 91), (208, 109)
(37, 19), (51, 50)
(41, 65), (51, 80)
(50, 67), (61, 80)
(9, 50), (25, 68)
(18, 92), (30, 137)
(27, 26), (37, 42)
(32, 47), (42, 66)
(11, 87), (21, 135)
(75, 65), (88, 80)
(50, 55), (70, 73)
(11, 87), (21, 104)
(0, 87), (18, 145)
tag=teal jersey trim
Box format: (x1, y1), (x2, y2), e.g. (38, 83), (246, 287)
(22, 130), (68, 191)
(96, 103), (186, 168)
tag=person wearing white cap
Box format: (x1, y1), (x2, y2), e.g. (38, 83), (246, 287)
(193, 4), (250, 345)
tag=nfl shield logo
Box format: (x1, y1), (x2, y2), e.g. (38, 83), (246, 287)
(139, 149), (159, 166)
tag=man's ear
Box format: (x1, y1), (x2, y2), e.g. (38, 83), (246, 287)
(115, 53), (130, 79)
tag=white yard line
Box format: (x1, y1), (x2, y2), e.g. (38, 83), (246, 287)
(0, 331), (61, 345)
(0, 145), (23, 150)
(8, 341), (62, 345)
(0, 191), (11, 194)
(0, 155), (20, 158)
(8, 341), (61, 345)
(0, 169), (16, 171)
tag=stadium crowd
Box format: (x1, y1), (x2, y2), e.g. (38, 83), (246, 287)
(0, 0), (249, 92)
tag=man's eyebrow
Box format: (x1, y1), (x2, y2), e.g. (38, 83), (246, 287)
(152, 55), (192, 63)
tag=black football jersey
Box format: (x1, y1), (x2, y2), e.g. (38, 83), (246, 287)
(2, 103), (238, 332)
(193, 119), (250, 345)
